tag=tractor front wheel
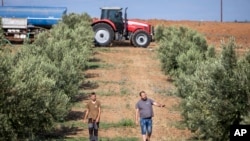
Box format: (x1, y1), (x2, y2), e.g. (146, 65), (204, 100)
(93, 23), (114, 46)
(132, 30), (150, 48)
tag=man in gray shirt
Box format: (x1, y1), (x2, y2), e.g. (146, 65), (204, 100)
(135, 91), (165, 141)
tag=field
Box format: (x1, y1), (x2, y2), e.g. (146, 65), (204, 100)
(148, 20), (250, 49)
(62, 20), (250, 141)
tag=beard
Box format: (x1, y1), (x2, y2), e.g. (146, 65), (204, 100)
(142, 97), (147, 101)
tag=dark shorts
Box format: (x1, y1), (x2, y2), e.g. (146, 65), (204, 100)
(88, 118), (99, 141)
(88, 118), (99, 129)
(140, 117), (152, 135)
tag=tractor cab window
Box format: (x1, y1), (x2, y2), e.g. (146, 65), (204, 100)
(101, 8), (124, 34)
(101, 9), (123, 23)
(108, 10), (124, 33)
(108, 10), (123, 23)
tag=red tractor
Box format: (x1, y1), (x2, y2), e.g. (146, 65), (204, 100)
(92, 7), (154, 48)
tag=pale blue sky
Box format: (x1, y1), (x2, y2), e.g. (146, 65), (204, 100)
(3, 0), (250, 22)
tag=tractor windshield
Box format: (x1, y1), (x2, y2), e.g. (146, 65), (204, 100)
(101, 8), (124, 33)
(101, 9), (123, 23)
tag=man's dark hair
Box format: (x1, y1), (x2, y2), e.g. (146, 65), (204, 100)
(90, 92), (96, 96)
(139, 91), (145, 96)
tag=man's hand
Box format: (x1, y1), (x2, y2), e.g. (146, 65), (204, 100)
(135, 108), (139, 126)
(135, 119), (139, 126)
(158, 103), (165, 107)
(95, 119), (99, 123)
(83, 119), (87, 123)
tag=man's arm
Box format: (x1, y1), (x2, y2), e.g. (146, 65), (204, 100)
(83, 109), (89, 123)
(135, 108), (139, 125)
(153, 101), (165, 107)
(96, 106), (101, 122)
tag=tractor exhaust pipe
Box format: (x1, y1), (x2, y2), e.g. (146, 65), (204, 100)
(124, 7), (128, 36)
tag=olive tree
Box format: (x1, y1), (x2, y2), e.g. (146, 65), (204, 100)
(157, 26), (214, 78)
(178, 39), (250, 140)
(0, 13), (94, 140)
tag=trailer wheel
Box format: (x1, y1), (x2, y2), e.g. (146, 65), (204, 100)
(93, 23), (114, 46)
(132, 30), (150, 48)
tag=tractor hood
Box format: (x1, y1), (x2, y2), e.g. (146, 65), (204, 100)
(126, 20), (153, 35)
(127, 20), (149, 28)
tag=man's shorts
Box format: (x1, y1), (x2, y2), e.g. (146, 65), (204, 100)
(140, 117), (152, 135)
(88, 118), (99, 129)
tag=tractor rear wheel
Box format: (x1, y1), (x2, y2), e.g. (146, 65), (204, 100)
(132, 30), (150, 48)
(93, 23), (114, 46)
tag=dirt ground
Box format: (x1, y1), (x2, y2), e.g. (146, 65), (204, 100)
(67, 20), (250, 141)
(72, 45), (191, 141)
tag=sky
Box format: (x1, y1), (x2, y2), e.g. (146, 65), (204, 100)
(2, 0), (250, 22)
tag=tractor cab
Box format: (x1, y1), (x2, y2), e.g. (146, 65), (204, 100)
(100, 7), (125, 34)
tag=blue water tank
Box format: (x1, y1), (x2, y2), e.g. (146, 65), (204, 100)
(0, 6), (67, 27)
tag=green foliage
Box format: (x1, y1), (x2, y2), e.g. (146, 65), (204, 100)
(4, 54), (69, 139)
(117, 118), (135, 127)
(31, 12), (94, 99)
(157, 26), (214, 78)
(156, 25), (250, 140)
(0, 50), (15, 140)
(175, 47), (204, 76)
(62, 13), (93, 29)
(100, 118), (135, 129)
(220, 38), (237, 75)
(0, 13), (94, 140)
(178, 39), (250, 140)
(245, 51), (250, 63)
(154, 25), (165, 42)
(0, 49), (12, 94)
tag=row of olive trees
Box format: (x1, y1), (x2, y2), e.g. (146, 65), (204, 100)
(0, 13), (94, 140)
(155, 25), (250, 140)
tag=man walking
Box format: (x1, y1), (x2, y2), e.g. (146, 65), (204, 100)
(84, 92), (101, 141)
(135, 91), (165, 141)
